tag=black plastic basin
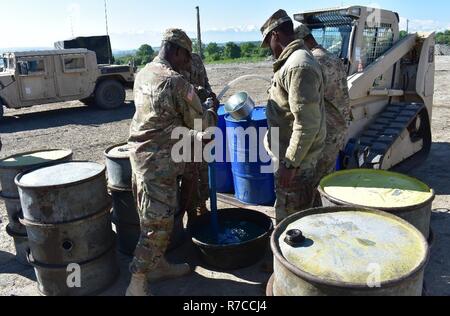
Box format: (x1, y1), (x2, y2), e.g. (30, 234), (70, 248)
(190, 208), (274, 270)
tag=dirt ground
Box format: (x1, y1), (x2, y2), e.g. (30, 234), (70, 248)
(0, 57), (449, 296)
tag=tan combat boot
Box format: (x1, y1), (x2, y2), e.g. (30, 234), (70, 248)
(147, 258), (192, 282)
(126, 274), (152, 296)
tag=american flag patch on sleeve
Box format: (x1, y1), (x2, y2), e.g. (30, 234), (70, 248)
(185, 85), (195, 102)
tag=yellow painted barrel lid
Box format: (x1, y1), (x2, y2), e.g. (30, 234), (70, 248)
(320, 169), (434, 209)
(0, 149), (72, 168)
(279, 209), (428, 286)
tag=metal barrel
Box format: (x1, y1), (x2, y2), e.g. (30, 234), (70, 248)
(271, 206), (429, 296)
(104, 143), (132, 190)
(225, 107), (276, 206)
(28, 246), (119, 297)
(1, 195), (26, 235)
(15, 161), (110, 223)
(0, 149), (73, 265)
(0, 149), (73, 199)
(113, 212), (186, 256)
(110, 187), (139, 225)
(5, 225), (29, 266)
(318, 169), (435, 239)
(14, 161), (117, 296)
(20, 208), (114, 265)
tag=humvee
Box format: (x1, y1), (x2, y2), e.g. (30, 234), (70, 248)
(0, 48), (135, 118)
(295, 6), (436, 170)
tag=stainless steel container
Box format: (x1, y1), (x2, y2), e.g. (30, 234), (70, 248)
(224, 92), (255, 121)
(318, 169), (435, 239)
(104, 143), (132, 190)
(271, 207), (429, 296)
(21, 208), (114, 265)
(0, 149), (73, 199)
(16, 161), (110, 223)
(28, 246), (119, 296)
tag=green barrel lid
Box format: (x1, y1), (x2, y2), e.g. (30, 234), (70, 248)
(279, 209), (428, 286)
(17, 162), (105, 187)
(320, 169), (434, 209)
(0, 149), (72, 169)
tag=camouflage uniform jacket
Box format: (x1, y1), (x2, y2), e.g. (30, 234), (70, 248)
(128, 56), (205, 180)
(187, 53), (212, 93)
(266, 39), (327, 171)
(311, 45), (352, 126)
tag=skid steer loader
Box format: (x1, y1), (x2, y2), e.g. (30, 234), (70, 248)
(294, 6), (435, 170)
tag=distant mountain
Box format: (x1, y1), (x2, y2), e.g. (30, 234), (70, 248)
(0, 47), (53, 53)
(113, 49), (137, 57)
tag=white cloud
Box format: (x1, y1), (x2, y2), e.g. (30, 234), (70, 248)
(399, 16), (448, 32)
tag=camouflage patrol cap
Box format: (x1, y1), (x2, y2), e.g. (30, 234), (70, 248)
(260, 9), (293, 48)
(295, 23), (311, 40)
(162, 28), (192, 54)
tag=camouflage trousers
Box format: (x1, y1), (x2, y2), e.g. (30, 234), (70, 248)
(315, 104), (348, 180)
(315, 127), (347, 183)
(180, 162), (209, 222)
(274, 169), (318, 224)
(129, 171), (179, 275)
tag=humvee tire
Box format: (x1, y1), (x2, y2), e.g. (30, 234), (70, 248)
(80, 97), (95, 106)
(94, 79), (126, 110)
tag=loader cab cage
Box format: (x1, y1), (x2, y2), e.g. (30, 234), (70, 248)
(302, 11), (355, 59)
(361, 23), (394, 66)
(299, 10), (396, 69)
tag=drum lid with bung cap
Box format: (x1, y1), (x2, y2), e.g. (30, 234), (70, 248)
(273, 207), (429, 296)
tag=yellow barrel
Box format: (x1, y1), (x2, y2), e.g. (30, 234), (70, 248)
(318, 169), (435, 239)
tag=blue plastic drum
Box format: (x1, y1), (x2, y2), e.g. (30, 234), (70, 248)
(225, 107), (276, 206)
(212, 105), (234, 193)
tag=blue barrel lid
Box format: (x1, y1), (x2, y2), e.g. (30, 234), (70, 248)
(225, 106), (267, 122)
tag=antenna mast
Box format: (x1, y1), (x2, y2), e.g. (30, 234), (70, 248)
(104, 0), (110, 35)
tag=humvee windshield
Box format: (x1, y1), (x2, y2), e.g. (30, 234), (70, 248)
(0, 58), (6, 71)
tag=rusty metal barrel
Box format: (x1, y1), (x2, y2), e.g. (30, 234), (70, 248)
(318, 169), (435, 240)
(270, 206), (429, 296)
(104, 143), (132, 190)
(15, 161), (118, 296)
(0, 149), (73, 265)
(105, 143), (186, 256)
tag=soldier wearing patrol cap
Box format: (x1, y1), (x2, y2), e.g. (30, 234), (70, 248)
(261, 10), (327, 223)
(127, 28), (218, 296)
(295, 23), (351, 184)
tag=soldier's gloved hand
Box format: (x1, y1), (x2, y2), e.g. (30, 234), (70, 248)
(203, 97), (219, 113)
(196, 86), (210, 103)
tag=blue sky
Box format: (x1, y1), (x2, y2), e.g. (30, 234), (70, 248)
(2, 0), (449, 49)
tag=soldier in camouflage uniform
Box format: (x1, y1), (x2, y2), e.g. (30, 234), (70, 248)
(296, 24), (352, 180)
(180, 53), (215, 225)
(127, 29), (217, 296)
(261, 10), (327, 223)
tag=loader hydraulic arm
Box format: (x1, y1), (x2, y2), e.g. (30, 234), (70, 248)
(348, 34), (417, 100)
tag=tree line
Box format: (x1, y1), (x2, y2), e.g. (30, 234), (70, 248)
(115, 41), (271, 66)
(436, 30), (450, 45)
